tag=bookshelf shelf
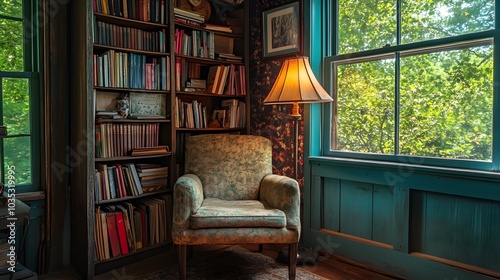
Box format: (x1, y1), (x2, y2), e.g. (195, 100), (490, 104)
(95, 241), (171, 265)
(93, 44), (170, 57)
(176, 91), (246, 98)
(95, 189), (170, 205)
(96, 118), (171, 124)
(176, 127), (245, 132)
(174, 22), (244, 38)
(176, 53), (244, 65)
(95, 153), (172, 162)
(94, 86), (170, 94)
(94, 12), (168, 30)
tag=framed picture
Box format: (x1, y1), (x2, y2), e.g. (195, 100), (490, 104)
(262, 2), (301, 59)
(211, 109), (226, 128)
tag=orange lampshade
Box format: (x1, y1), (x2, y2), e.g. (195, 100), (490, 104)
(263, 56), (333, 105)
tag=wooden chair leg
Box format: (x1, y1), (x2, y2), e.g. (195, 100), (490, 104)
(258, 244), (263, 252)
(178, 244), (187, 280)
(288, 243), (298, 280)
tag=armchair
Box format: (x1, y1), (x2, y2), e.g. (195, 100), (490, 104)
(173, 134), (301, 279)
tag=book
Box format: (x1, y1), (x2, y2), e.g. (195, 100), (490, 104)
(130, 145), (170, 156)
(203, 23), (232, 33)
(114, 211), (129, 255)
(106, 212), (121, 257)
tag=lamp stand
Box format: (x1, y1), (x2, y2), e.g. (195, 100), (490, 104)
(276, 102), (319, 266)
(291, 102), (300, 180)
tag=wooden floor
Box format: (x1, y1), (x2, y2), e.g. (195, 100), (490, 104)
(40, 244), (401, 279)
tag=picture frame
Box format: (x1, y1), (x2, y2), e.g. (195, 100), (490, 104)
(211, 109), (226, 128)
(262, 2), (302, 59)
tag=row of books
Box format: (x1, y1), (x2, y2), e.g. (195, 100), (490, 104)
(93, 0), (169, 24)
(95, 123), (161, 158)
(95, 162), (168, 201)
(93, 18), (168, 52)
(94, 195), (172, 261)
(175, 98), (208, 129)
(206, 64), (246, 95)
(93, 51), (170, 90)
(221, 99), (246, 128)
(174, 28), (215, 59)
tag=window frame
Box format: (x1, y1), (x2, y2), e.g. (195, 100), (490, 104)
(322, 1), (500, 171)
(0, 0), (41, 191)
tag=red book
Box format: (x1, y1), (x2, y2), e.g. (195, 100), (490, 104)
(106, 212), (121, 257)
(115, 212), (129, 255)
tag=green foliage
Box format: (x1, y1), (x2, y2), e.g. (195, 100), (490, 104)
(336, 0), (494, 161)
(1, 0), (32, 185)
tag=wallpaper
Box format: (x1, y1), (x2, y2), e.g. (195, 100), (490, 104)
(248, 0), (305, 193)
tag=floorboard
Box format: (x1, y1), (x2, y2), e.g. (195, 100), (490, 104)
(39, 244), (401, 279)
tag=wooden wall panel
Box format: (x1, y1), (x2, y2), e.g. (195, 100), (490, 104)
(339, 181), (373, 239)
(411, 191), (500, 271)
(307, 158), (500, 279)
(372, 184), (393, 245)
(322, 178), (340, 231)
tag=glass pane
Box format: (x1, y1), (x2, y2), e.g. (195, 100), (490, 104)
(402, 0), (495, 44)
(338, 0), (396, 54)
(0, 0), (23, 18)
(0, 18), (24, 71)
(3, 136), (31, 185)
(399, 45), (493, 160)
(2, 78), (30, 134)
(334, 59), (395, 154)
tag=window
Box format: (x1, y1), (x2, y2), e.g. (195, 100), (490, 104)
(328, 0), (496, 169)
(0, 0), (40, 191)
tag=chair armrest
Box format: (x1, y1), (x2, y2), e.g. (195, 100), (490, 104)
(260, 174), (300, 230)
(173, 174), (204, 232)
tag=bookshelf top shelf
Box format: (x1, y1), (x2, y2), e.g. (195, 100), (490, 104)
(94, 12), (168, 30)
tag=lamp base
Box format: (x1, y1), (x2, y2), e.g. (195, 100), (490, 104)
(277, 244), (319, 266)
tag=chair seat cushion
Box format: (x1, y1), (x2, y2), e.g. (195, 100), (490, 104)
(190, 198), (287, 229)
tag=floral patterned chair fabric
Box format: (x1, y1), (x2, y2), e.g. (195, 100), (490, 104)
(173, 134), (301, 279)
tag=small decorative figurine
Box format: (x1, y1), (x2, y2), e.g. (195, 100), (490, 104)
(116, 93), (130, 118)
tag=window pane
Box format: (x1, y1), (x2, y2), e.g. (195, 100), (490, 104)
(0, 18), (24, 72)
(2, 78), (31, 134)
(3, 136), (31, 185)
(0, 0), (23, 18)
(338, 0), (396, 54)
(399, 45), (493, 160)
(402, 0), (495, 44)
(334, 59), (395, 154)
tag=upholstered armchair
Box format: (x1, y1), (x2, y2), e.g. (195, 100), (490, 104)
(173, 134), (301, 279)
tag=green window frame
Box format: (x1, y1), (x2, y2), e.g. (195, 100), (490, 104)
(0, 0), (40, 192)
(323, 0), (499, 171)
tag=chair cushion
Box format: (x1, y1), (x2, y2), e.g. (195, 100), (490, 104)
(189, 198), (287, 229)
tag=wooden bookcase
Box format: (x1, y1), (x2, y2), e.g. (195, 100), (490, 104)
(68, 0), (249, 278)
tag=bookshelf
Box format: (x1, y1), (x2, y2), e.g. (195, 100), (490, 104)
(69, 0), (248, 278)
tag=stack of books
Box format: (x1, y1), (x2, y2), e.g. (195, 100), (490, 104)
(174, 7), (205, 25)
(135, 164), (169, 192)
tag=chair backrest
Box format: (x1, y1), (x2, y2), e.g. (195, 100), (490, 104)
(184, 134), (273, 200)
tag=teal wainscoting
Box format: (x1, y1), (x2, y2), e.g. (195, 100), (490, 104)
(304, 156), (500, 280)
